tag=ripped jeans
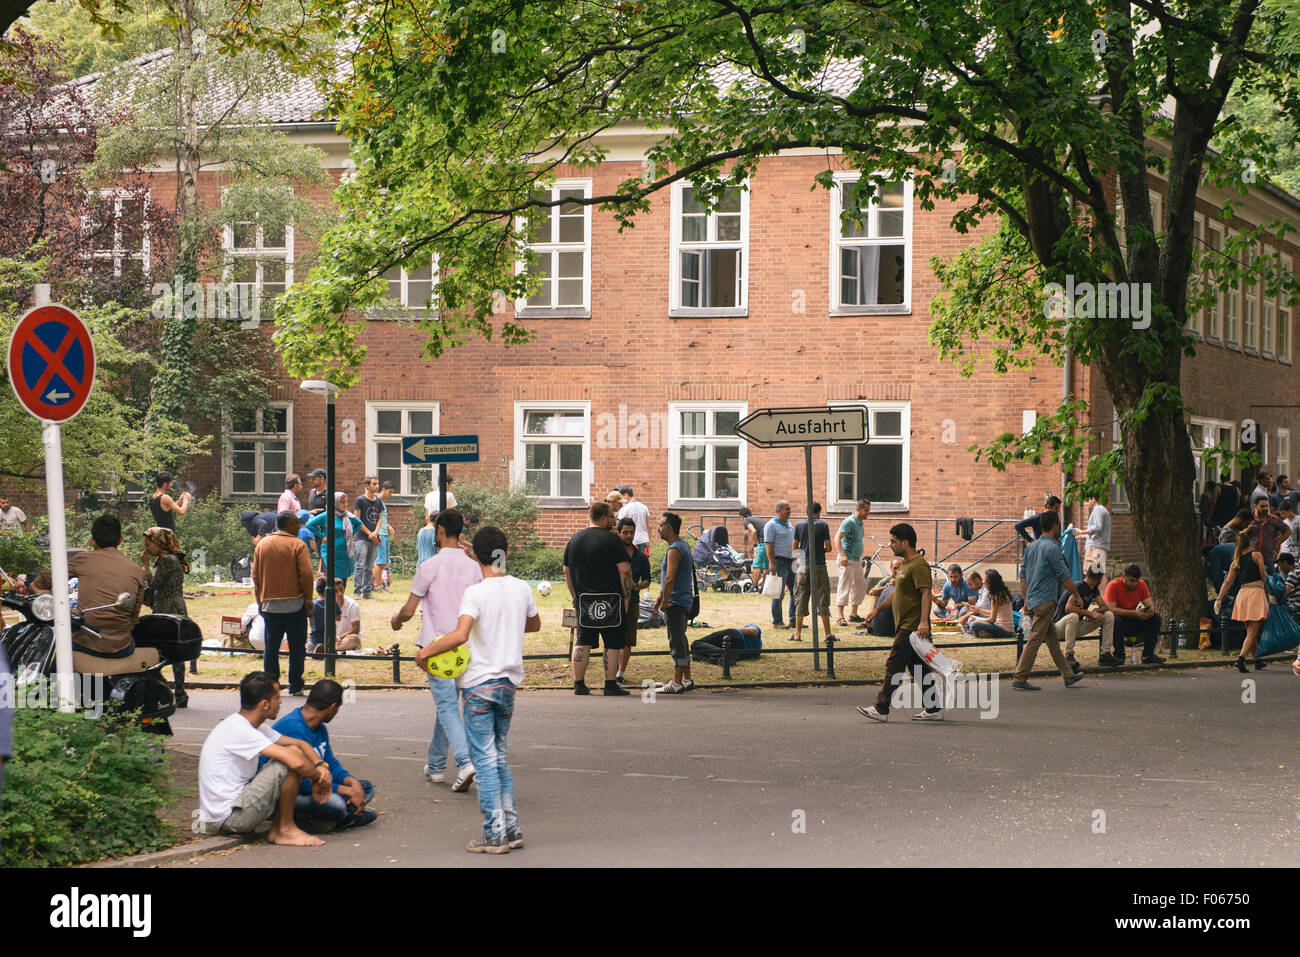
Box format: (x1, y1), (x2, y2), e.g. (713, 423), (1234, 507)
(461, 678), (518, 840)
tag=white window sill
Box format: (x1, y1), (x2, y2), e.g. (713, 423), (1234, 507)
(832, 502), (909, 513)
(1245, 347), (1260, 357)
(364, 307), (439, 321)
(668, 499), (748, 511)
(830, 304), (912, 317)
(669, 307), (748, 319)
(531, 497), (589, 509)
(515, 307), (591, 319)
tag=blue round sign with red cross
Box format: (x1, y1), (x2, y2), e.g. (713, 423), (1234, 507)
(7, 304), (96, 423)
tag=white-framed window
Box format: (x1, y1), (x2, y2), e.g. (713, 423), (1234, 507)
(668, 402), (746, 504)
(1278, 429), (1291, 483)
(514, 402), (590, 501)
(365, 402), (441, 495)
(669, 181), (748, 316)
(830, 172), (912, 313)
(1205, 221), (1224, 340)
(1190, 416), (1235, 504)
(1111, 418), (1129, 512)
(84, 188), (150, 277)
(1243, 243), (1259, 352)
(223, 214), (293, 322)
(224, 403), (292, 497)
(517, 179), (591, 315)
(1262, 257), (1276, 360)
(825, 401), (910, 511)
(1149, 190), (1162, 244)
(372, 255), (439, 319)
(1187, 214), (1204, 337)
(1279, 253), (1293, 362)
(1225, 230), (1241, 346)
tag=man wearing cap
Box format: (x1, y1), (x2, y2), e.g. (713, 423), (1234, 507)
(373, 480), (396, 593)
(305, 470), (329, 514)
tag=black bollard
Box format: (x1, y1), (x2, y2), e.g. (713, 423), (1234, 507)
(721, 632), (732, 680)
(825, 631), (836, 679)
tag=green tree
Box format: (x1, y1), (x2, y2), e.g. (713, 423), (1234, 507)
(273, 0), (1300, 628)
(80, 0), (333, 432)
(19, 0), (171, 76)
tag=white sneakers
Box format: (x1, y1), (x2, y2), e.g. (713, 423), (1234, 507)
(424, 764), (476, 790)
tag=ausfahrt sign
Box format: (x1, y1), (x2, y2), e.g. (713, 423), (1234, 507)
(7, 303), (96, 422)
(734, 406), (868, 448)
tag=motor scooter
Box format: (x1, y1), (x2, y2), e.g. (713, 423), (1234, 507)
(1, 591), (201, 734)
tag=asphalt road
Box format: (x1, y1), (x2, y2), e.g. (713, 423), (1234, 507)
(168, 667), (1300, 867)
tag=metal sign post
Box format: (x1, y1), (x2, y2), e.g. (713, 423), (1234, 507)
(735, 407), (869, 673)
(8, 292), (97, 712)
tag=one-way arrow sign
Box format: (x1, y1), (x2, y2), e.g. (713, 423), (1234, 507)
(734, 406), (869, 448)
(402, 434), (480, 464)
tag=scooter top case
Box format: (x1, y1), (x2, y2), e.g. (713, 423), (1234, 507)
(131, 614), (202, 664)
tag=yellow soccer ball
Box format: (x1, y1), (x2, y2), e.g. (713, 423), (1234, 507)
(422, 643), (472, 680)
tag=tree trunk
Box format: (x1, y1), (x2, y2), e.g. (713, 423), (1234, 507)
(149, 0), (201, 435)
(1121, 401), (1205, 646)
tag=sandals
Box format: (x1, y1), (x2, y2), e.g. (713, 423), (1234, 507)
(836, 617), (849, 627)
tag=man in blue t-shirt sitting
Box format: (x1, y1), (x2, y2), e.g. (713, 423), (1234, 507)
(261, 678), (376, 831)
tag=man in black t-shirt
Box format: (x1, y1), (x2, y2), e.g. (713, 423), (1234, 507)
(353, 475), (384, 599)
(305, 469), (329, 514)
(1210, 474), (1240, 529)
(1051, 565), (1115, 669)
(739, 507), (765, 560)
(615, 516), (653, 684)
(791, 504), (833, 643)
(563, 502), (633, 696)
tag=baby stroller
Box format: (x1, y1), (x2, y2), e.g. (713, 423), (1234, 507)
(688, 525), (755, 593)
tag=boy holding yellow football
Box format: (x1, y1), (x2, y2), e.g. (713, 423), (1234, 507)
(415, 526), (541, 854)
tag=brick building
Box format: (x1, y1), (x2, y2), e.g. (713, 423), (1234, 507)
(71, 59), (1300, 570)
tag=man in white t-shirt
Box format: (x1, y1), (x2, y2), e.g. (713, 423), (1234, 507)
(424, 473), (458, 523)
(392, 508), (481, 791)
(196, 672), (334, 845)
(240, 601), (266, 650)
(0, 494), (28, 533)
(615, 485), (651, 556)
(415, 525), (540, 855)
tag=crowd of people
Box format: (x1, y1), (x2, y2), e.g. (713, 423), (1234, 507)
(9, 465), (1300, 854)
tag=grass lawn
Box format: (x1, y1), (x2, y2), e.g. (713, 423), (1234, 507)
(180, 577), (1236, 689)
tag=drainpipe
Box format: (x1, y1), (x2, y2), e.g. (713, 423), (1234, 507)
(1062, 328), (1073, 525)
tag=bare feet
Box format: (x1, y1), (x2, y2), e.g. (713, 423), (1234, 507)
(268, 825), (324, 847)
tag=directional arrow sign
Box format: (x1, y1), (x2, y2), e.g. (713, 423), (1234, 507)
(734, 406), (869, 448)
(402, 434), (480, 465)
(7, 303), (96, 422)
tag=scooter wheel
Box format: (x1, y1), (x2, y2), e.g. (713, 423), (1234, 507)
(726, 583), (741, 594)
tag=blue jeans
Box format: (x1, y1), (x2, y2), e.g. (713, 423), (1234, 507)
(771, 556), (796, 624)
(425, 673), (472, 773)
(294, 779), (374, 830)
(353, 538), (379, 595)
(970, 621), (1013, 640)
(462, 678), (518, 840)
(262, 608), (308, 693)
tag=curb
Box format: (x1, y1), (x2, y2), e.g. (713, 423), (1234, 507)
(87, 834), (248, 868)
(179, 652), (1286, 693)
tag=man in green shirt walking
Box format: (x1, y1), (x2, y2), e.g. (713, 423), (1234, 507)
(858, 522), (941, 723)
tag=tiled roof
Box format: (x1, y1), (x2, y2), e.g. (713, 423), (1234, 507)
(72, 46), (330, 125)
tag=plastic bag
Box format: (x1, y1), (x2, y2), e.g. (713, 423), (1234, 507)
(909, 631), (962, 677)
(1259, 599), (1300, 656)
(761, 573), (783, 598)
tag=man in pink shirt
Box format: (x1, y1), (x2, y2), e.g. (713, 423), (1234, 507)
(277, 474), (303, 514)
(391, 509), (481, 792)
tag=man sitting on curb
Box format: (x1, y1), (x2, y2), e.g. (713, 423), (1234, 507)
(197, 672), (333, 846)
(265, 678), (376, 832)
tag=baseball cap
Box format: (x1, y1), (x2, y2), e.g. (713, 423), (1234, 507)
(307, 468), (327, 479)
(381, 480), (396, 490)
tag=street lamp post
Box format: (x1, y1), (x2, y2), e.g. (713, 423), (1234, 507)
(301, 380), (340, 678)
